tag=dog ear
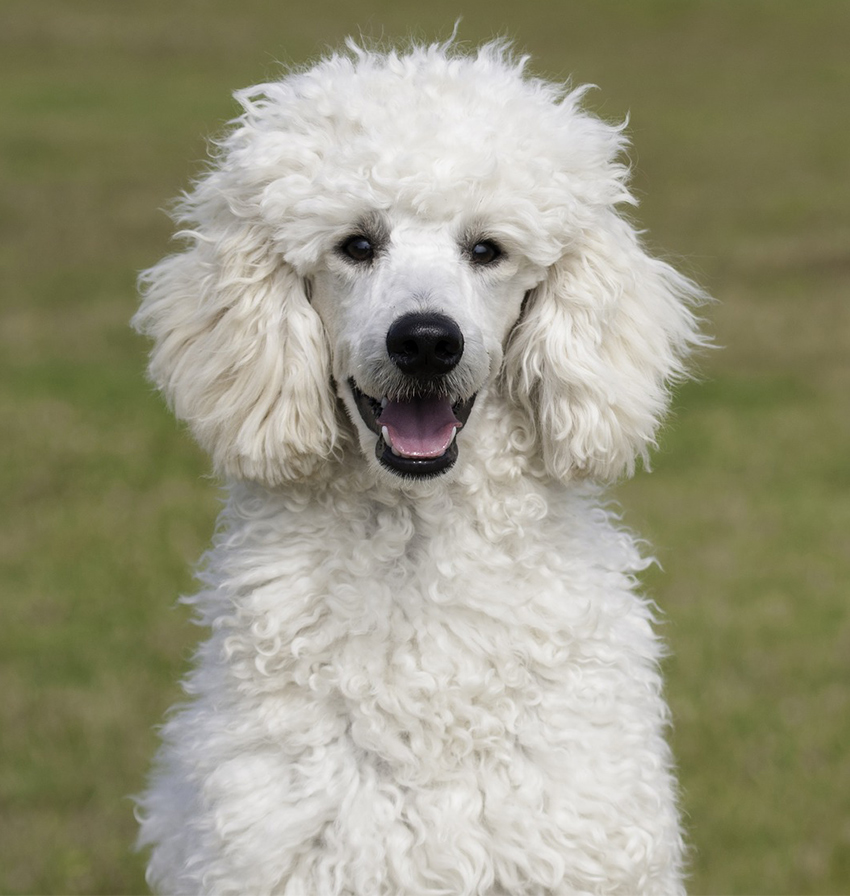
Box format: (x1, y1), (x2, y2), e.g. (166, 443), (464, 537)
(503, 211), (706, 483)
(133, 219), (340, 485)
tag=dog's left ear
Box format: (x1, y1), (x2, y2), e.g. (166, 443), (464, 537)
(503, 210), (706, 483)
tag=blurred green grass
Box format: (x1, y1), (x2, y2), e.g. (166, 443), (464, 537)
(1, 1), (848, 892)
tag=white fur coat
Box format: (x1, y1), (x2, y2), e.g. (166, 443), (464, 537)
(134, 40), (705, 895)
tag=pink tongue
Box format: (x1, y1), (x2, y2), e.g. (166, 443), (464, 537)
(378, 396), (460, 458)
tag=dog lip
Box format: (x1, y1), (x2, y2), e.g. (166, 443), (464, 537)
(349, 380), (385, 437)
(347, 378), (476, 477)
(376, 436), (460, 478)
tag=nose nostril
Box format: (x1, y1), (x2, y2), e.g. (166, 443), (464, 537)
(387, 312), (464, 377)
(435, 338), (460, 361)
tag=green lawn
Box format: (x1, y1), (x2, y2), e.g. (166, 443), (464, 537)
(1, 2), (848, 892)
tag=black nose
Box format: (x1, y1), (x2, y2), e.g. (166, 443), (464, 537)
(386, 312), (464, 377)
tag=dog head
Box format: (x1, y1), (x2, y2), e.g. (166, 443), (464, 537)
(134, 41), (705, 486)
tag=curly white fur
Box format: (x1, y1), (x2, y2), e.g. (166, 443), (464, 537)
(133, 39), (706, 896)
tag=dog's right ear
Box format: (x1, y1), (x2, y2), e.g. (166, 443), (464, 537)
(133, 218), (340, 485)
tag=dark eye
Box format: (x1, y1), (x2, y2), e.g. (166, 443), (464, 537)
(340, 235), (374, 263)
(469, 240), (502, 266)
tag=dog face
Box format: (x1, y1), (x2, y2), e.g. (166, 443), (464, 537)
(134, 42), (705, 487)
(308, 212), (545, 478)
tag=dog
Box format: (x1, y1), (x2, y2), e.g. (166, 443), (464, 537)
(133, 39), (706, 895)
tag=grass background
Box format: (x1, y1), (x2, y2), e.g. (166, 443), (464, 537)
(1, 1), (848, 892)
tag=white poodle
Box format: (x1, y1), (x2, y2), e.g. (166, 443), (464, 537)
(133, 40), (705, 896)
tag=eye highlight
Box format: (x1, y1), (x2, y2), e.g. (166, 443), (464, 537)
(339, 235), (375, 263)
(469, 240), (502, 266)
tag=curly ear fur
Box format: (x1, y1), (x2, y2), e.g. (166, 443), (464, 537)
(503, 210), (706, 483)
(133, 220), (340, 485)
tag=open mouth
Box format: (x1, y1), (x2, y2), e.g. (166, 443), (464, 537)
(349, 379), (476, 477)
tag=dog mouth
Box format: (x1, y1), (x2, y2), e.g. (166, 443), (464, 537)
(348, 379), (476, 477)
